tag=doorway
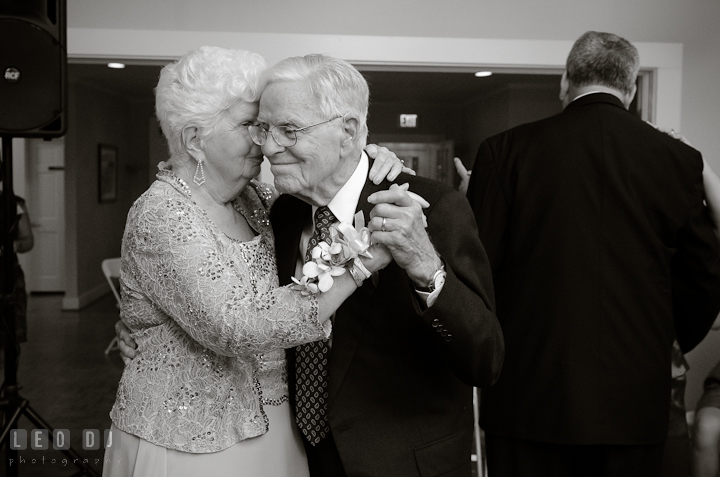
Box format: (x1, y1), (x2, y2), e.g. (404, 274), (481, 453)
(19, 138), (65, 292)
(377, 141), (455, 186)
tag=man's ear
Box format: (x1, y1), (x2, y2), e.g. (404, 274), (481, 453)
(559, 71), (570, 105)
(340, 115), (359, 152)
(623, 83), (638, 110)
(181, 126), (203, 161)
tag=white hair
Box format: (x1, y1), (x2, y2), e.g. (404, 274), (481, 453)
(262, 54), (369, 147)
(155, 46), (267, 158)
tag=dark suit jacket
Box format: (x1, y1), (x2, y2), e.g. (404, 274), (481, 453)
(467, 93), (720, 445)
(270, 172), (504, 476)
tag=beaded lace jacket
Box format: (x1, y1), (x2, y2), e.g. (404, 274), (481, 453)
(110, 170), (328, 453)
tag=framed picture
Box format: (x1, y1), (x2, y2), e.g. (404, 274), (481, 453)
(98, 144), (118, 203)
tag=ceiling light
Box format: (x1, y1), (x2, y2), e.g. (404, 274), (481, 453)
(474, 71), (492, 77)
(107, 63), (126, 69)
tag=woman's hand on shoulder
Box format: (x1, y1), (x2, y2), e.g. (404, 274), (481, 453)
(454, 157), (471, 195)
(365, 144), (416, 184)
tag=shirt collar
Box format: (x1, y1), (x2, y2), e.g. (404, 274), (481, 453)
(312, 152), (368, 225)
(572, 90), (606, 102)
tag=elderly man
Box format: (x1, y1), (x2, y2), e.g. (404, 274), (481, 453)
(466, 31), (720, 477)
(252, 54), (503, 476)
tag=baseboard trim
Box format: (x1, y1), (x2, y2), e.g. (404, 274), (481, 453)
(62, 283), (110, 310)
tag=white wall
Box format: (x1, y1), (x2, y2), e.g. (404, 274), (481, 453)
(62, 81), (152, 309)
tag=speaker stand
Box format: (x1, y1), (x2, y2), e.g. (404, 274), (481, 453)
(0, 136), (100, 477)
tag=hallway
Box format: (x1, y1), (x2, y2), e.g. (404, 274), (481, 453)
(1, 292), (124, 476)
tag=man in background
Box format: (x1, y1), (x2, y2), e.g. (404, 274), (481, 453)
(466, 31), (720, 476)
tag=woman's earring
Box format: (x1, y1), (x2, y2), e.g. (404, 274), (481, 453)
(193, 159), (205, 186)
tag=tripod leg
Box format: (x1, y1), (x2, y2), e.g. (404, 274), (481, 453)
(0, 398), (28, 477)
(0, 399), (27, 443)
(18, 403), (102, 477)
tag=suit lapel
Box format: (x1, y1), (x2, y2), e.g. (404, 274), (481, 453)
(327, 178), (385, 407)
(357, 179), (385, 227)
(275, 178), (388, 409)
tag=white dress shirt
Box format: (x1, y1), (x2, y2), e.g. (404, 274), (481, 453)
(296, 152), (370, 270)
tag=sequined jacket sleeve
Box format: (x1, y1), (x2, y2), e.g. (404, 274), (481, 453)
(121, 180), (328, 357)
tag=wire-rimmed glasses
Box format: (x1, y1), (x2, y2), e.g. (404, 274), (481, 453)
(248, 116), (342, 147)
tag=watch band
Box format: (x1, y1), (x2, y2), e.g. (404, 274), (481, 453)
(415, 260), (446, 293)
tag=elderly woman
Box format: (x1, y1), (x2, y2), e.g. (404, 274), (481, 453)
(103, 46), (403, 477)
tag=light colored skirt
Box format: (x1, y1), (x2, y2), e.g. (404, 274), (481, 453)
(102, 402), (309, 477)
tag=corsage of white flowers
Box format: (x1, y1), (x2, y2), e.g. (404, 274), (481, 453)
(292, 211), (374, 294)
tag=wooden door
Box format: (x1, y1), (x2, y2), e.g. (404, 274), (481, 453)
(378, 141), (455, 187)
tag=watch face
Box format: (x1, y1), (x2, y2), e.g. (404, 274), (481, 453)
(435, 272), (446, 290)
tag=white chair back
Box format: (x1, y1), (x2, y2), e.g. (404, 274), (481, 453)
(101, 257), (122, 355)
(101, 258), (122, 306)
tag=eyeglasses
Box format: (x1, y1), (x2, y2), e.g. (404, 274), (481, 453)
(248, 116), (342, 147)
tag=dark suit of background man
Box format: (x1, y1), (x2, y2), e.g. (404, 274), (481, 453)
(259, 54), (504, 477)
(466, 31), (720, 477)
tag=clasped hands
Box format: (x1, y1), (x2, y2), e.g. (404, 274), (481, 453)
(366, 183), (442, 288)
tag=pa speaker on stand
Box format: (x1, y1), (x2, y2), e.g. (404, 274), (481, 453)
(1, 2), (100, 476)
(0, 0), (67, 138)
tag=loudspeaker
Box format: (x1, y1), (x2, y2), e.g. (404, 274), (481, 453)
(0, 0), (67, 137)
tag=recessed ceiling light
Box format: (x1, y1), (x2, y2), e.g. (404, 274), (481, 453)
(108, 63), (126, 69)
(474, 71), (492, 77)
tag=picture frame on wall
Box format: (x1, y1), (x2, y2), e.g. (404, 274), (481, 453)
(98, 144), (118, 203)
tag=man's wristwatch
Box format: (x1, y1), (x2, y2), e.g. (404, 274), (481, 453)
(415, 260), (446, 293)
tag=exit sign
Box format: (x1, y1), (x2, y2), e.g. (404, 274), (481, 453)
(399, 114), (418, 128)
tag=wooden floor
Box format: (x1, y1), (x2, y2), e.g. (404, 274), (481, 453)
(1, 292), (124, 476)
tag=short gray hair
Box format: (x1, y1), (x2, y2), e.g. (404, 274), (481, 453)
(566, 31), (640, 96)
(262, 54), (369, 147)
(155, 46), (267, 158)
